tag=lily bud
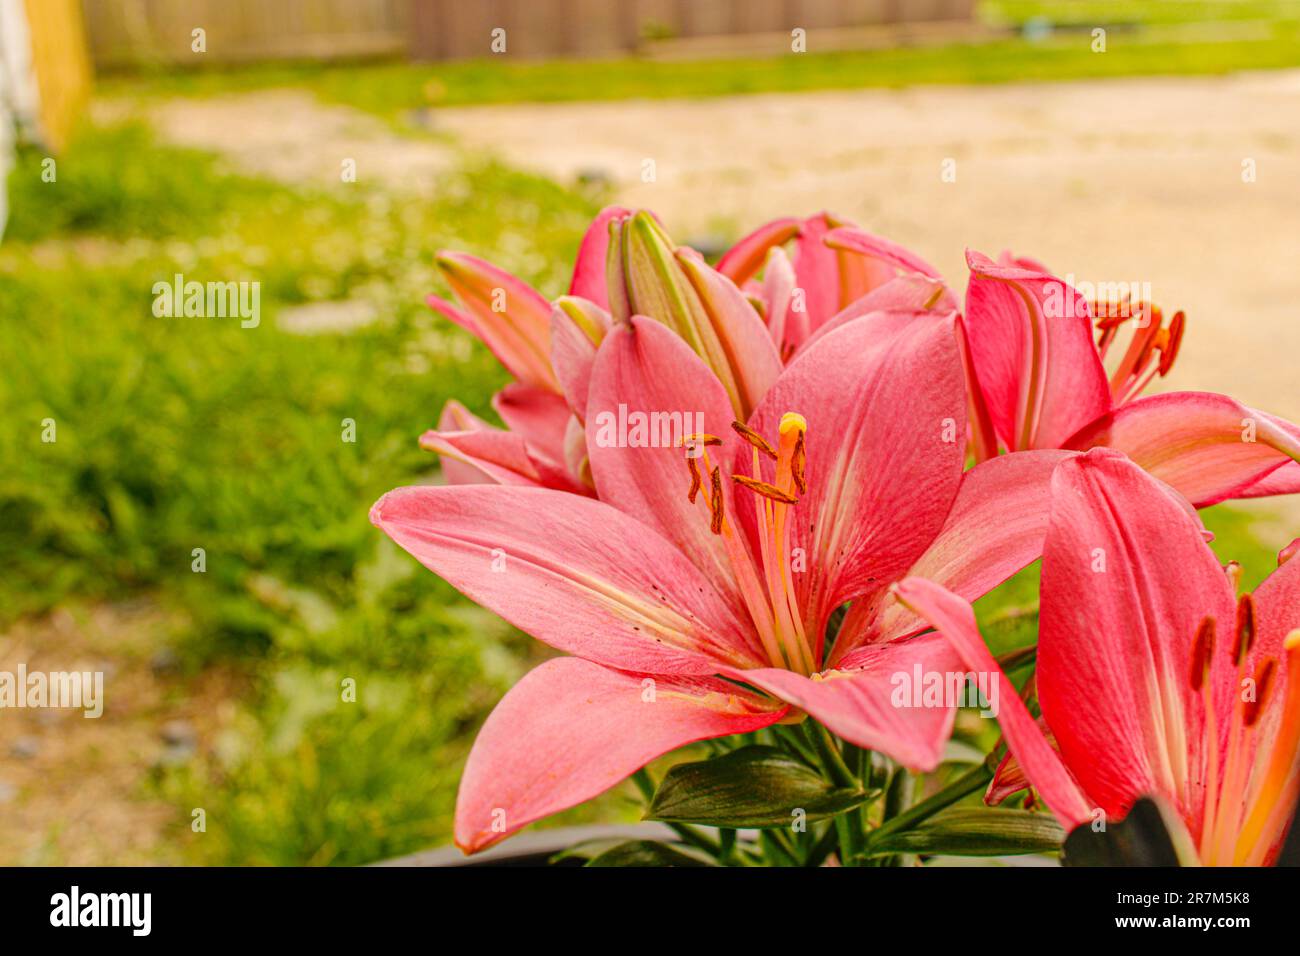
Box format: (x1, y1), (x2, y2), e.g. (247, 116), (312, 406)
(606, 210), (780, 419)
(433, 251), (559, 393)
(550, 295), (611, 423)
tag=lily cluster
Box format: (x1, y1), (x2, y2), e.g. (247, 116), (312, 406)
(373, 207), (1300, 866)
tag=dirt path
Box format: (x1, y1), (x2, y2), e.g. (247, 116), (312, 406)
(97, 89), (454, 191)
(0, 602), (240, 864)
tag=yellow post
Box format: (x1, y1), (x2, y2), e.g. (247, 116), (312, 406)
(22, 0), (93, 153)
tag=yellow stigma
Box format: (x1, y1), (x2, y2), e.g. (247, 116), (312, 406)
(779, 412), (807, 436)
(1285, 629), (1300, 651)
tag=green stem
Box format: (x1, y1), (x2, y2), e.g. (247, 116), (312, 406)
(803, 722), (867, 865)
(804, 722), (857, 789)
(803, 822), (840, 868)
(774, 724), (819, 766)
(864, 761), (993, 855)
(881, 766), (917, 867)
(760, 830), (799, 866)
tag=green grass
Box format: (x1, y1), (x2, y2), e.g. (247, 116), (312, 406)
(987, 1), (1300, 27)
(1, 118), (610, 863)
(98, 3), (1300, 119)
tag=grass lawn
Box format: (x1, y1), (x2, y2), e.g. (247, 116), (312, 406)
(0, 118), (624, 863)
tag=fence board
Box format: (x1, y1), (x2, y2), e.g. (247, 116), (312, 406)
(81, 0), (409, 67)
(80, 0), (975, 67)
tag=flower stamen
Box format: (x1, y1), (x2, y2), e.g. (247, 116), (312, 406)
(731, 420), (778, 459)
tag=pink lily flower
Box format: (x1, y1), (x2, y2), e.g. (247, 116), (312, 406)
(964, 251), (1300, 505)
(423, 207), (630, 491)
(716, 212), (954, 356)
(604, 210), (783, 420)
(372, 305), (1072, 852)
(420, 389), (590, 496)
(717, 213), (951, 343)
(897, 450), (1300, 866)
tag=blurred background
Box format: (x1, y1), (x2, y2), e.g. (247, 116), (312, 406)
(2, 0), (1298, 864)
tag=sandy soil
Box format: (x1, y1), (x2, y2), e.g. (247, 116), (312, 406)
(97, 89), (454, 191)
(0, 603), (240, 864)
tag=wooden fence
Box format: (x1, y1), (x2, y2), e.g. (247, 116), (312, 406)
(79, 0), (975, 68)
(80, 0), (410, 68)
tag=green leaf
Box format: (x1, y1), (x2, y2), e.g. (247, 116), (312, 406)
(584, 840), (715, 867)
(866, 807), (1065, 857)
(647, 745), (871, 829)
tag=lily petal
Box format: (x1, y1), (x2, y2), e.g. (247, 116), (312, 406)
(456, 657), (786, 852)
(430, 400), (511, 486)
(724, 632), (961, 771)
(585, 315), (749, 616)
(823, 226), (947, 286)
(568, 205), (630, 309)
(420, 425), (544, 488)
(371, 485), (763, 674)
(1036, 450), (1237, 830)
(550, 296), (611, 422)
(964, 250), (1112, 451)
(744, 310), (967, 634)
(493, 385), (571, 455)
(1065, 392), (1300, 507)
(791, 213), (880, 331)
(834, 449), (1074, 661)
(1253, 544), (1300, 662)
(1233, 461), (1300, 499)
(760, 245), (796, 356)
(676, 249), (783, 416)
(716, 216), (802, 286)
(799, 275), (950, 355)
(435, 252), (559, 392)
(893, 576), (1093, 828)
(609, 211), (777, 418)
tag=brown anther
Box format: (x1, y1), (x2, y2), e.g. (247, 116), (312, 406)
(679, 433), (723, 449)
(1232, 593), (1256, 666)
(686, 455), (702, 504)
(732, 474), (799, 505)
(731, 420), (778, 459)
(708, 467), (724, 535)
(1158, 310), (1185, 376)
(1244, 657), (1277, 728)
(791, 431), (807, 495)
(1190, 616), (1216, 692)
